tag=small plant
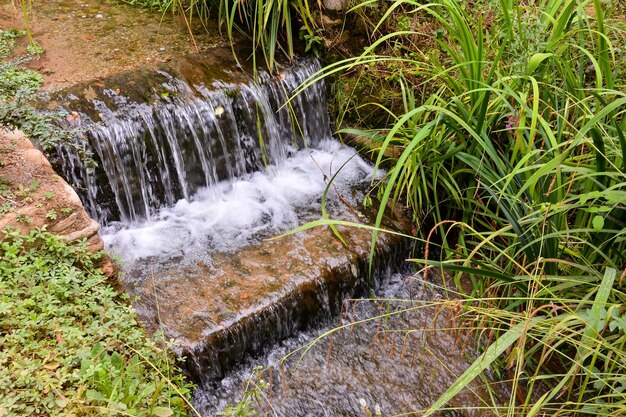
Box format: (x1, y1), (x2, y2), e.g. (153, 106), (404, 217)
(0, 28), (25, 58)
(27, 179), (40, 191)
(300, 28), (324, 55)
(0, 201), (13, 216)
(15, 213), (32, 224)
(26, 41), (43, 55)
(44, 209), (57, 220)
(220, 366), (270, 417)
(395, 15), (412, 32)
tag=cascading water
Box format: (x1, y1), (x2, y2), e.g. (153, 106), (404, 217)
(57, 58), (334, 225)
(52, 53), (505, 416)
(54, 58), (381, 270)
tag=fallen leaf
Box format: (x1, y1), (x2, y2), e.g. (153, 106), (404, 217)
(44, 362), (60, 370)
(240, 293), (250, 300)
(83, 86), (97, 101)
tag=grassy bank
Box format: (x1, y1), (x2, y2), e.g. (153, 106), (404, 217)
(0, 229), (193, 416)
(310, 0), (626, 414)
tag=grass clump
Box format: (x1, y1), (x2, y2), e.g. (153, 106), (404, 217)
(295, 0), (626, 414)
(0, 228), (193, 416)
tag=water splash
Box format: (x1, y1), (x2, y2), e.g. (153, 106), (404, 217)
(57, 58), (332, 224)
(102, 139), (377, 266)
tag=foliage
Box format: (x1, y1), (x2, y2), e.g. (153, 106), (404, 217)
(0, 66), (43, 101)
(119, 0), (171, 13)
(299, 0), (626, 414)
(0, 228), (193, 416)
(0, 28), (25, 59)
(216, 0), (318, 71)
(121, 0), (318, 72)
(219, 366), (269, 417)
(0, 28), (90, 162)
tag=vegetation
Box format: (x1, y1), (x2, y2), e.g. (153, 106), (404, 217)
(0, 228), (193, 416)
(0, 27), (90, 162)
(213, 0), (319, 71)
(121, 0), (319, 72)
(293, 0), (626, 414)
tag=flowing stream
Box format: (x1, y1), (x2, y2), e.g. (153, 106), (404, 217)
(194, 272), (508, 416)
(54, 55), (505, 416)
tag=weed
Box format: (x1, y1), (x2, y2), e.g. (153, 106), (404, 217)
(15, 213), (32, 224)
(0, 28), (25, 58)
(0, 229), (194, 416)
(220, 366), (270, 417)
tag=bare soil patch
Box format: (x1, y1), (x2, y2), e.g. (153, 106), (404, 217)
(0, 0), (227, 89)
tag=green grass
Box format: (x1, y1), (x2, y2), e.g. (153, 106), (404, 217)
(290, 0), (626, 414)
(120, 0), (319, 72)
(0, 228), (194, 416)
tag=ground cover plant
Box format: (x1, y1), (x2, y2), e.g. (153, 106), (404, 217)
(0, 228), (194, 416)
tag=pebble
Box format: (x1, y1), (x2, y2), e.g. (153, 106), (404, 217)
(95, 14), (104, 19)
(159, 47), (165, 52)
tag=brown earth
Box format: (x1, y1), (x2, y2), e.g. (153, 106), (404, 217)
(0, 0), (228, 90)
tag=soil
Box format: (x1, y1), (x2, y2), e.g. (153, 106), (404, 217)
(0, 0), (228, 90)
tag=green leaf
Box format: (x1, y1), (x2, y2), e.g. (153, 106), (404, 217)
(111, 352), (124, 371)
(152, 406), (174, 417)
(592, 215), (605, 231)
(527, 52), (553, 74)
(424, 317), (542, 416)
(91, 343), (104, 358)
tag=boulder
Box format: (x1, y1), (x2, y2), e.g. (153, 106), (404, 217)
(0, 129), (114, 276)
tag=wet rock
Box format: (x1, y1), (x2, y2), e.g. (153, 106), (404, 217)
(323, 0), (347, 11)
(123, 201), (412, 385)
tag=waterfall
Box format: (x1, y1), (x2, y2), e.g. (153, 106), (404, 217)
(56, 58), (332, 225)
(51, 55), (411, 393)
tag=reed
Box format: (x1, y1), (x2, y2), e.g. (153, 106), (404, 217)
(297, 0), (626, 414)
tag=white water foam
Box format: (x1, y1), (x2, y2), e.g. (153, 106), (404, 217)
(102, 139), (378, 265)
